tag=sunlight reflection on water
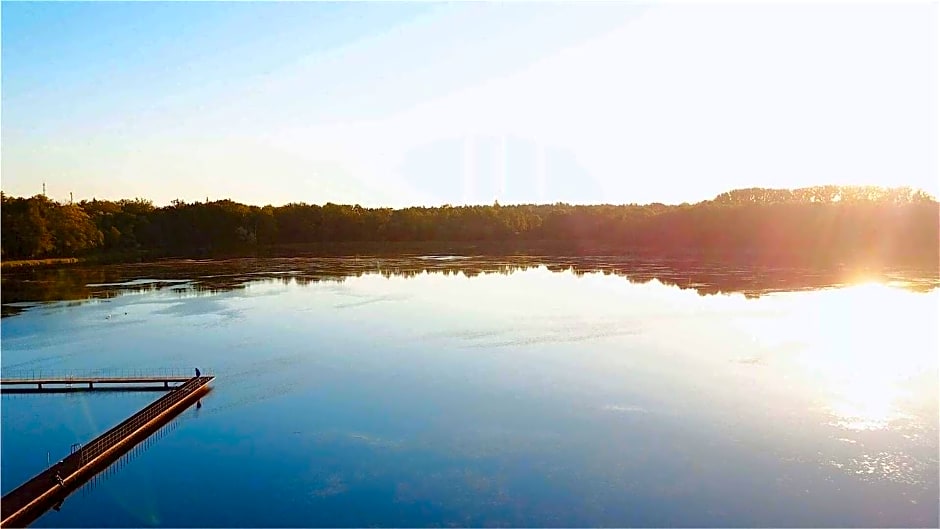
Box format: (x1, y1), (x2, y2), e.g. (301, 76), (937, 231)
(728, 282), (938, 491)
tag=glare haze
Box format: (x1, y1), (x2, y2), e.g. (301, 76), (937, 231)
(2, 2), (936, 207)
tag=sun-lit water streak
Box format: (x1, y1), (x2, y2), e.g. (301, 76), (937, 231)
(800, 283), (934, 432)
(717, 278), (938, 500)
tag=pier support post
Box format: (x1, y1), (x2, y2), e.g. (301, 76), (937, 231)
(88, 382), (93, 389)
(37, 383), (42, 390)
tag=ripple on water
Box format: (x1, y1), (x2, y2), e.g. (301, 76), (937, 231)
(602, 404), (649, 414)
(86, 279), (191, 287)
(828, 451), (935, 487)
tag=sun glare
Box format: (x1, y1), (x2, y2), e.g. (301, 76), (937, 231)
(744, 281), (937, 432)
(797, 282), (935, 430)
(826, 381), (909, 431)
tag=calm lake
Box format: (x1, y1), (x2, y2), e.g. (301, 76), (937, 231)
(1, 257), (937, 527)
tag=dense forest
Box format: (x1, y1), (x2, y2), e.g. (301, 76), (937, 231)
(1, 185), (937, 268)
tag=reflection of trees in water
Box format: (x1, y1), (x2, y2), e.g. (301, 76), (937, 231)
(2, 257), (937, 312)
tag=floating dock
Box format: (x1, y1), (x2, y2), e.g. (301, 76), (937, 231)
(0, 375), (214, 528)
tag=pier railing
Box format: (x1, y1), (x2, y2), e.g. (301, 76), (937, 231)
(78, 376), (211, 464)
(0, 367), (203, 381)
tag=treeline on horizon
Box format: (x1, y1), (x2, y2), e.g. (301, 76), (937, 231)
(1, 185), (937, 268)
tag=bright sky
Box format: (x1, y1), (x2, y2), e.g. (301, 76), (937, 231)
(1, 2), (937, 207)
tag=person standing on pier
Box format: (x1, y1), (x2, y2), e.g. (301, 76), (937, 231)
(195, 367), (201, 378)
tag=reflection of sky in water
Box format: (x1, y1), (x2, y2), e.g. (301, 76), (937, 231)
(1, 267), (936, 527)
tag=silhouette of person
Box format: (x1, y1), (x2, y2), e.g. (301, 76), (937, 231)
(195, 367), (201, 378)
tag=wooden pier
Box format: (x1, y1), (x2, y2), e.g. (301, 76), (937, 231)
(0, 375), (214, 528)
(0, 375), (191, 393)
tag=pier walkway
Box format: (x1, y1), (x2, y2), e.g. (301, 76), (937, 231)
(0, 369), (195, 393)
(0, 375), (214, 528)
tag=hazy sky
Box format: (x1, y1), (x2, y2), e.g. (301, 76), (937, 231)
(2, 2), (936, 207)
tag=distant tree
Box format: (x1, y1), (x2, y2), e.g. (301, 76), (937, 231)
(2, 195), (56, 258)
(49, 204), (102, 255)
(1, 185), (936, 268)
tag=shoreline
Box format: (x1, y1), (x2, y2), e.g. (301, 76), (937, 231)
(3, 241), (938, 272)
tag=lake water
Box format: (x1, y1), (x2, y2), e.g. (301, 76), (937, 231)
(1, 257), (937, 527)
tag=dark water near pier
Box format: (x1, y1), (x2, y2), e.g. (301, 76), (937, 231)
(1, 257), (937, 527)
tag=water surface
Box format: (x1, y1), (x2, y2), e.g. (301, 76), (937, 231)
(1, 258), (937, 527)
